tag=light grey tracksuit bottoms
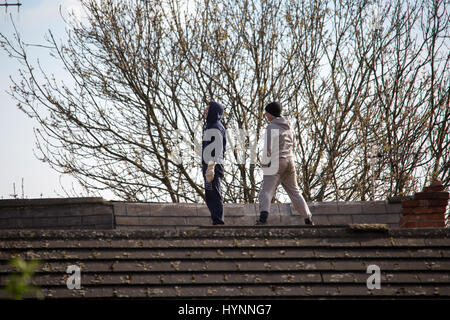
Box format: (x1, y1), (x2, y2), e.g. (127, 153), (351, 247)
(258, 157), (312, 219)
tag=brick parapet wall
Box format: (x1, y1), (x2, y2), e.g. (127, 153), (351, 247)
(112, 201), (401, 228)
(0, 198), (114, 230)
(400, 181), (449, 228)
(0, 198), (403, 229)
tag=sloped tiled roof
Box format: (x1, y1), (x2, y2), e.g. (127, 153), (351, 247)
(1, 225), (449, 299)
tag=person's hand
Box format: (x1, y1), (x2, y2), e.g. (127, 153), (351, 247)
(261, 161), (271, 168)
(206, 161), (216, 183)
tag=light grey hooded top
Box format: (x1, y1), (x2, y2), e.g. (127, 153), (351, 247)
(261, 116), (295, 166)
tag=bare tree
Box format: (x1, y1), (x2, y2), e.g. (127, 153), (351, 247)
(422, 0), (450, 184)
(1, 0), (448, 203)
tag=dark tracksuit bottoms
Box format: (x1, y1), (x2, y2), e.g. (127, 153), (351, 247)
(203, 164), (224, 224)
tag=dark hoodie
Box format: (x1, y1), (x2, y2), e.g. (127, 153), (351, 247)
(202, 101), (226, 177)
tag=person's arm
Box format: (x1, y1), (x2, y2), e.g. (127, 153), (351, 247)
(205, 126), (225, 182)
(223, 128), (226, 160)
(203, 126), (224, 164)
(291, 128), (296, 154)
(261, 126), (272, 167)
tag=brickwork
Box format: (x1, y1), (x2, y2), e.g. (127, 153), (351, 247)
(0, 198), (403, 230)
(0, 198), (114, 230)
(400, 181), (450, 228)
(112, 201), (402, 229)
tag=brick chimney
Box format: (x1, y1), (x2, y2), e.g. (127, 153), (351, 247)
(400, 180), (449, 228)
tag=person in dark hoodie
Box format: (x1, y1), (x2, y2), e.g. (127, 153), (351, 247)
(202, 101), (227, 225)
(256, 102), (313, 225)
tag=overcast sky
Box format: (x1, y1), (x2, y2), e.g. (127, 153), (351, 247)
(0, 0), (89, 199)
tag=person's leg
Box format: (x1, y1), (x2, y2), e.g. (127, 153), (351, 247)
(280, 159), (312, 221)
(205, 174), (224, 225)
(257, 160), (287, 223)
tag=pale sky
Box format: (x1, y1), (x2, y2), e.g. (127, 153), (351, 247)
(0, 0), (198, 201)
(0, 0), (93, 199)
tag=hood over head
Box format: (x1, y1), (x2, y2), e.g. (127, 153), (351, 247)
(207, 101), (224, 123)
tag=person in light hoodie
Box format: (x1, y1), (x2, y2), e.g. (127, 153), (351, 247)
(202, 101), (227, 225)
(257, 102), (313, 225)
